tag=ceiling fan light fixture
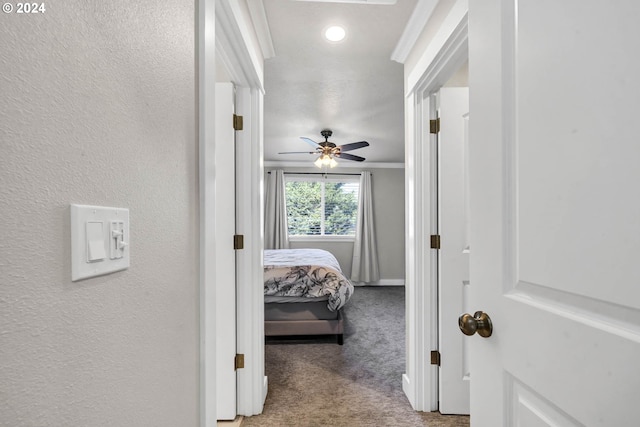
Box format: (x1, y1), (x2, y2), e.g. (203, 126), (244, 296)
(315, 153), (337, 168)
(324, 25), (346, 42)
(281, 129), (367, 166)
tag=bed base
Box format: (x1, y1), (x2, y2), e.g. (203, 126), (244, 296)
(264, 310), (344, 345)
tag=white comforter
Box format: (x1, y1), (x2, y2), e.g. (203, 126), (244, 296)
(263, 248), (354, 311)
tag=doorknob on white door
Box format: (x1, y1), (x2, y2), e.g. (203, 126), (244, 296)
(459, 311), (493, 338)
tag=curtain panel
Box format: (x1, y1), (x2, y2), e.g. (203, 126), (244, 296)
(351, 171), (379, 282)
(264, 169), (290, 249)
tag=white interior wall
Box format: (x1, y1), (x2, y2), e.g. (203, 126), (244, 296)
(0, 1), (199, 425)
(264, 166), (405, 282)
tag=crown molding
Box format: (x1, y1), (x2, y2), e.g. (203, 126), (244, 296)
(391, 0), (438, 64)
(216, 0), (264, 90)
(407, 0), (468, 94)
(247, 0), (276, 59)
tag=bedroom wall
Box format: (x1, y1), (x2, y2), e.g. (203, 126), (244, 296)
(0, 2), (199, 426)
(264, 166), (405, 284)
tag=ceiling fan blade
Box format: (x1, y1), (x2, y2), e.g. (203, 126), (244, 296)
(300, 137), (321, 148)
(336, 152), (366, 162)
(338, 141), (369, 152)
(278, 151), (317, 154)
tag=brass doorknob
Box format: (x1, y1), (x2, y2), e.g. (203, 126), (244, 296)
(459, 311), (493, 338)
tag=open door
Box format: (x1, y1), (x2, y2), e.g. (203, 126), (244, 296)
(468, 1), (640, 425)
(437, 87), (470, 415)
(215, 82), (237, 420)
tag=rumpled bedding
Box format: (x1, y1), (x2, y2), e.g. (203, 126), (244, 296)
(264, 248), (354, 311)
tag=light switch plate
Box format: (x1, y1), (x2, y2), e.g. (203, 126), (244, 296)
(71, 204), (130, 281)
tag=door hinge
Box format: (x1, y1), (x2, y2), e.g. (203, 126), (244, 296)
(233, 114), (243, 131)
(430, 234), (441, 249)
(233, 234), (244, 250)
(235, 354), (245, 370)
(430, 350), (441, 366)
(429, 118), (440, 134)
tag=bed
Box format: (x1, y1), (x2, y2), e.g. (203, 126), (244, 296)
(264, 248), (354, 344)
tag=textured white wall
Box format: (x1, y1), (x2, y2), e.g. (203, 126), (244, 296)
(0, 1), (199, 426)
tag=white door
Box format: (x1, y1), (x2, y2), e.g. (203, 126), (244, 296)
(437, 88), (470, 415)
(468, 1), (640, 425)
(215, 82), (237, 420)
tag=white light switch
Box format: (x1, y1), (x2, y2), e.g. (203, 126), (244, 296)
(71, 204), (130, 281)
(86, 221), (106, 262)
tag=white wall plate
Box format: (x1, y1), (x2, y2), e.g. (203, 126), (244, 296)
(70, 204), (130, 281)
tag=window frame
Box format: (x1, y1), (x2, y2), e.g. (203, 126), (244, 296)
(284, 175), (360, 241)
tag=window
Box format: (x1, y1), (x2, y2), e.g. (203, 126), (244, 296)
(284, 176), (359, 238)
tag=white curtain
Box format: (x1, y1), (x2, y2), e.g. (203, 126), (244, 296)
(264, 169), (290, 249)
(351, 171), (379, 282)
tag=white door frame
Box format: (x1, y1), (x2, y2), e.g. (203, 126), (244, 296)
(198, 1), (217, 425)
(402, 3), (468, 412)
(215, 82), (239, 420)
(436, 87), (470, 414)
(216, 0), (267, 417)
(199, 0), (266, 424)
(234, 85), (268, 416)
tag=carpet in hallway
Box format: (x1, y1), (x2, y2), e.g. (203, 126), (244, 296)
(241, 286), (470, 427)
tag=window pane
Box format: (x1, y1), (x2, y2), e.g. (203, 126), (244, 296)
(324, 182), (359, 235)
(285, 181), (322, 235)
(284, 177), (360, 237)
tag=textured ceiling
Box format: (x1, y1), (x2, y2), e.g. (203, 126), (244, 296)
(262, 0), (417, 165)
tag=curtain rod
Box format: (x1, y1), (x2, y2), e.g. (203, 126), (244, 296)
(267, 171), (365, 176)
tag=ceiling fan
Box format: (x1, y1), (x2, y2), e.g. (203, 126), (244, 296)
(278, 129), (369, 168)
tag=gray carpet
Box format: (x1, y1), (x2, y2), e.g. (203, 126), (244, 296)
(242, 287), (470, 427)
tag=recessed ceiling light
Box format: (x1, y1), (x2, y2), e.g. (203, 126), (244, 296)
(324, 25), (346, 42)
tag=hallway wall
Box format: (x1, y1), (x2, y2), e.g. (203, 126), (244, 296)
(0, 1), (200, 425)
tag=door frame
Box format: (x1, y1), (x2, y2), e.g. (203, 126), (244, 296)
(216, 0), (267, 416)
(436, 87), (471, 414)
(198, 1), (217, 425)
(402, 2), (468, 411)
(199, 0), (266, 424)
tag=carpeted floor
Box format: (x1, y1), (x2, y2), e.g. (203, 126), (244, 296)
(241, 287), (470, 427)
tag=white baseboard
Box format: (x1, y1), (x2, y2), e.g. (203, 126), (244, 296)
(402, 374), (414, 409)
(262, 376), (268, 406)
(352, 279), (405, 287)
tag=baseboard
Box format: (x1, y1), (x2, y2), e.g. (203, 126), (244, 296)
(352, 279), (405, 287)
(262, 376), (268, 406)
(402, 374), (414, 408)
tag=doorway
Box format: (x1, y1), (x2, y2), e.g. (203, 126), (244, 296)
(207, 0), (471, 421)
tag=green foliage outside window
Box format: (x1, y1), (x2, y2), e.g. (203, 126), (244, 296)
(285, 180), (359, 236)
